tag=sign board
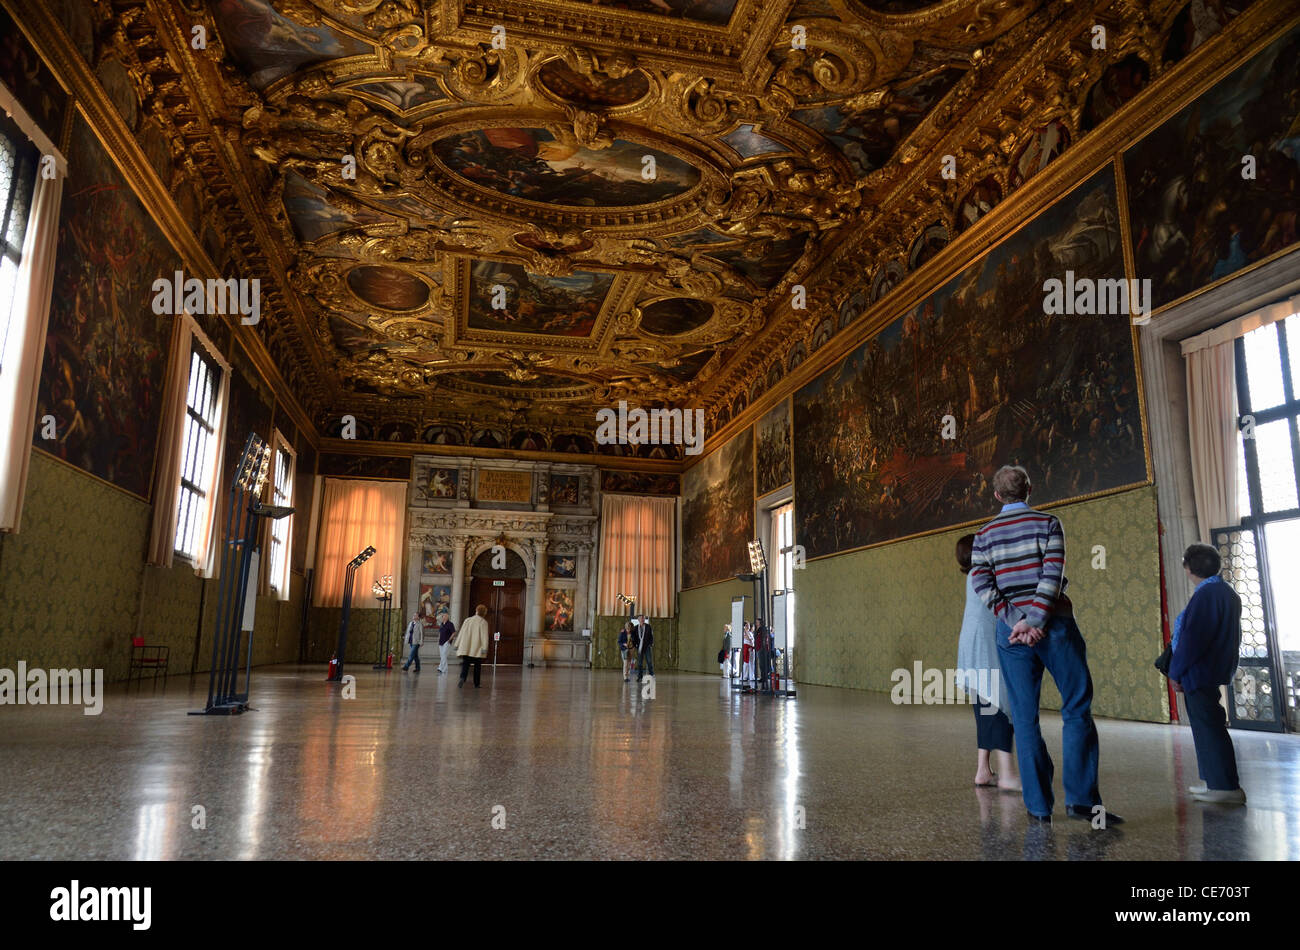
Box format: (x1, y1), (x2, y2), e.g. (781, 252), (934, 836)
(581, 628), (591, 638)
(493, 580), (505, 587)
(730, 596), (746, 643)
(494, 631), (501, 641)
(476, 469), (532, 503)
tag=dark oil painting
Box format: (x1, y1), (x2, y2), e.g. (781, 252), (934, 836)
(794, 166), (1146, 559)
(0, 6), (68, 141)
(467, 261), (613, 337)
(682, 426), (753, 589)
(35, 118), (179, 499)
(600, 470), (680, 495)
(433, 128), (698, 208)
(211, 0), (370, 90)
(791, 67), (964, 175)
(1125, 23), (1300, 311)
(755, 400), (792, 496)
(549, 474), (581, 506)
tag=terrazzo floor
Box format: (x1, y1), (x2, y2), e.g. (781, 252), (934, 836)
(0, 665), (1296, 860)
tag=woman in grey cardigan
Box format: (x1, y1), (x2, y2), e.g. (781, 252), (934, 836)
(955, 534), (1020, 790)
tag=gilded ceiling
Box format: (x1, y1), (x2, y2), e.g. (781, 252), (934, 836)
(48, 0), (1266, 457)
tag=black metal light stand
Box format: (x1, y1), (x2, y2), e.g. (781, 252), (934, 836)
(747, 539), (774, 693)
(372, 574), (394, 670)
(191, 433), (292, 716)
(329, 545), (375, 682)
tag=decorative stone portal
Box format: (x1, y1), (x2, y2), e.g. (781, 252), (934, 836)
(406, 456), (598, 666)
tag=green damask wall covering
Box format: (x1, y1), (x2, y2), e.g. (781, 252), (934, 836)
(0, 451), (150, 681)
(0, 451), (306, 680)
(679, 578), (750, 675)
(679, 486), (1168, 723)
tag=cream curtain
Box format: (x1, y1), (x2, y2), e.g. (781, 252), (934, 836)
(597, 494), (675, 616)
(1184, 340), (1238, 542)
(313, 478), (405, 608)
(1179, 293), (1300, 542)
(146, 317), (193, 567)
(0, 166), (63, 532)
(145, 315), (229, 575)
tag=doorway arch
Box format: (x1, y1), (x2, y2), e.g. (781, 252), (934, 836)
(467, 547), (528, 664)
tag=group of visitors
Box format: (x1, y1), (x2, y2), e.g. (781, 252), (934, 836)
(718, 620), (779, 691)
(617, 615), (655, 683)
(402, 603), (494, 688)
(956, 464), (1247, 825)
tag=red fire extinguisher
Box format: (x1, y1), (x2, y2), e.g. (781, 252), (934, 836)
(327, 654), (339, 680)
(386, 650), (393, 669)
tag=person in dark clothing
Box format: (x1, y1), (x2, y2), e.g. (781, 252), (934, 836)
(437, 613), (456, 674)
(1169, 543), (1246, 805)
(635, 615), (654, 681)
(755, 619), (771, 691)
(618, 623), (633, 682)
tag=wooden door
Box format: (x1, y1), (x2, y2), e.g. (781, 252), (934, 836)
(467, 577), (527, 665)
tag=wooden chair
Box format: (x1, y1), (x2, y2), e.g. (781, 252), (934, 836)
(129, 636), (169, 687)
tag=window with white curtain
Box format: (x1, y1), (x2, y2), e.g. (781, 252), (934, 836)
(174, 342), (225, 562)
(597, 494), (676, 616)
(770, 501), (796, 654)
(267, 432), (295, 599)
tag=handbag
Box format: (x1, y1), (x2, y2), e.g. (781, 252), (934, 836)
(1154, 645), (1172, 675)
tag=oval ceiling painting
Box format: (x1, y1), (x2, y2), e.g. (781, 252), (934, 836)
(346, 265), (430, 311)
(432, 128), (700, 208)
(640, 298), (713, 336)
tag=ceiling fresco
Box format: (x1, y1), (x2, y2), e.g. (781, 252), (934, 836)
(46, 0), (1276, 458)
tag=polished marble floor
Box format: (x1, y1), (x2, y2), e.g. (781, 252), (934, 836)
(0, 665), (1296, 860)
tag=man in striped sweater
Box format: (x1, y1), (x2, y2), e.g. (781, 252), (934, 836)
(969, 465), (1120, 825)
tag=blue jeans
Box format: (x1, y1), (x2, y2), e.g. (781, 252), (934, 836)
(637, 646), (654, 679)
(995, 615), (1100, 817)
(404, 644), (420, 671)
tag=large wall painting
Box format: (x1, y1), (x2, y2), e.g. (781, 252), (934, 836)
(1126, 24), (1300, 311)
(682, 426), (754, 589)
(35, 117), (180, 499)
(755, 399), (791, 497)
(794, 165), (1147, 560)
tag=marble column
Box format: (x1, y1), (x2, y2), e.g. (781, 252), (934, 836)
(450, 536), (467, 627)
(531, 537), (548, 637)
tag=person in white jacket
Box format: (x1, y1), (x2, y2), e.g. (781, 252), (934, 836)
(454, 604), (491, 688)
(402, 612), (424, 672)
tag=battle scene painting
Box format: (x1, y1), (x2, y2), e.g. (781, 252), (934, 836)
(35, 118), (179, 499)
(756, 400), (792, 497)
(794, 166), (1147, 559)
(433, 128), (699, 208)
(682, 427), (754, 589)
(1125, 24), (1300, 311)
(467, 262), (613, 336)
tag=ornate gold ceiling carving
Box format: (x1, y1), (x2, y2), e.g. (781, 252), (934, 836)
(49, 0), (1281, 459)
